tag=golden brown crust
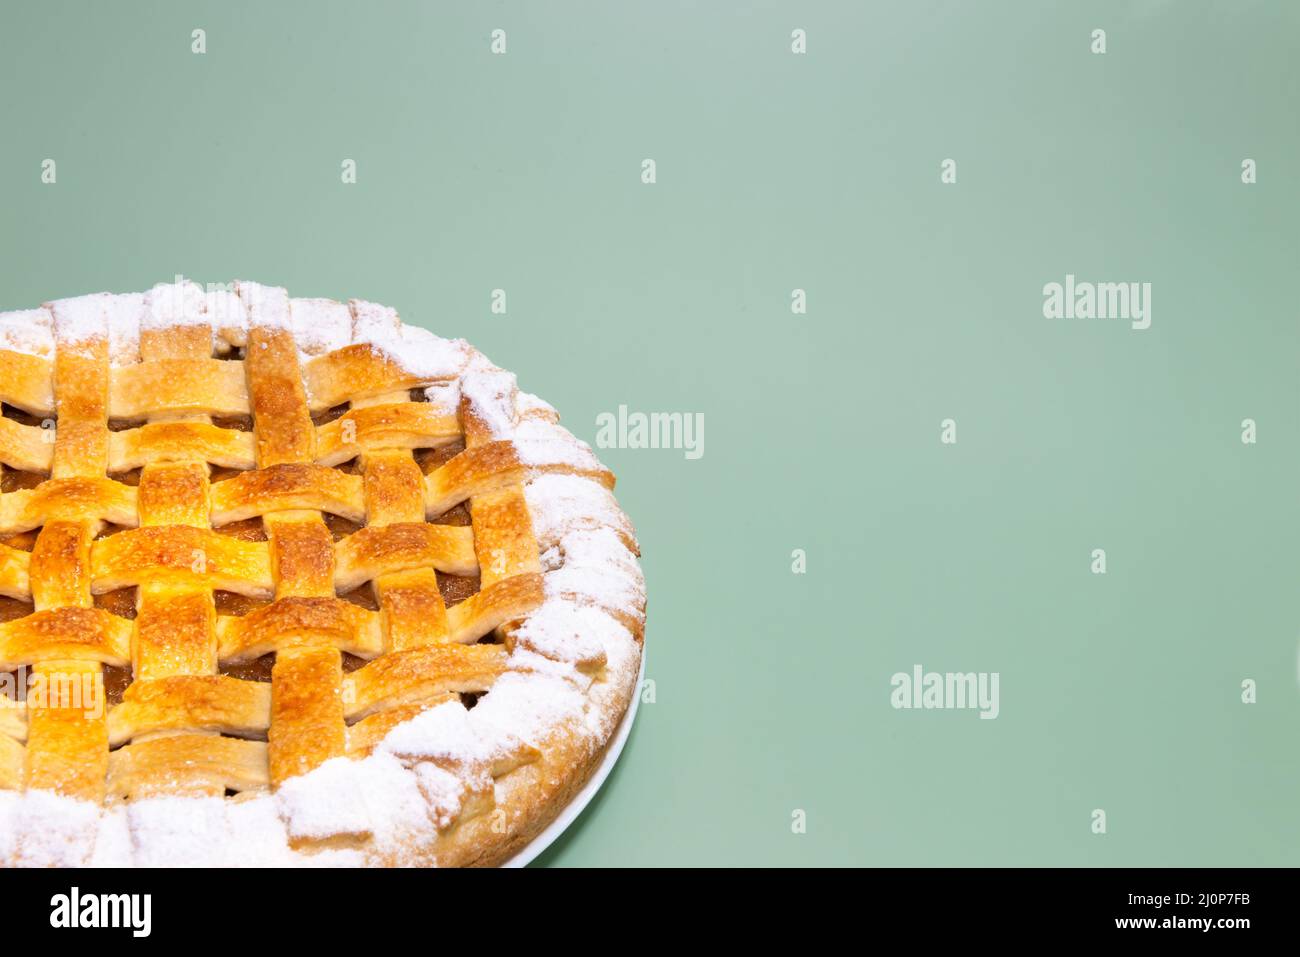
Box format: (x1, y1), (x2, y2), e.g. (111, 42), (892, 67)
(344, 643), (506, 721)
(109, 733), (268, 798)
(108, 674), (271, 744)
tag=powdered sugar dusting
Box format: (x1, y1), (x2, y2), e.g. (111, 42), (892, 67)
(221, 796), (295, 866)
(48, 293), (109, 346)
(205, 288), (249, 348)
(88, 801), (130, 866)
(514, 419), (606, 473)
(274, 752), (434, 853)
(544, 526), (646, 617)
(423, 381), (462, 414)
(526, 474), (637, 550)
(511, 599), (615, 668)
(517, 390), (557, 420)
(276, 756), (375, 841)
(145, 280), (206, 330)
(238, 281), (291, 330)
(0, 308), (56, 356)
(585, 619), (641, 738)
(461, 369), (518, 438)
(105, 293), (146, 363)
(0, 791), (16, 861)
(472, 671), (588, 749)
(394, 326), (471, 380)
(507, 648), (596, 691)
(290, 298), (353, 356)
(126, 796), (229, 867)
(349, 298), (471, 381)
(380, 699), (496, 764)
(349, 298), (400, 340)
(413, 762), (467, 830)
(10, 790), (100, 866)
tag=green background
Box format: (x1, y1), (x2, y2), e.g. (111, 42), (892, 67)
(2, 1), (1297, 866)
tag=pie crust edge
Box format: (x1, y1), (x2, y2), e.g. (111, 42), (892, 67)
(428, 648), (639, 867)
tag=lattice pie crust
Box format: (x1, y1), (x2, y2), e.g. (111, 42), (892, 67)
(0, 282), (644, 867)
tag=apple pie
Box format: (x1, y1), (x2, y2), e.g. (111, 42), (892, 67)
(0, 281), (645, 867)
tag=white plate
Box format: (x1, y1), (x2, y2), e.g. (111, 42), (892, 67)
(502, 652), (646, 867)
